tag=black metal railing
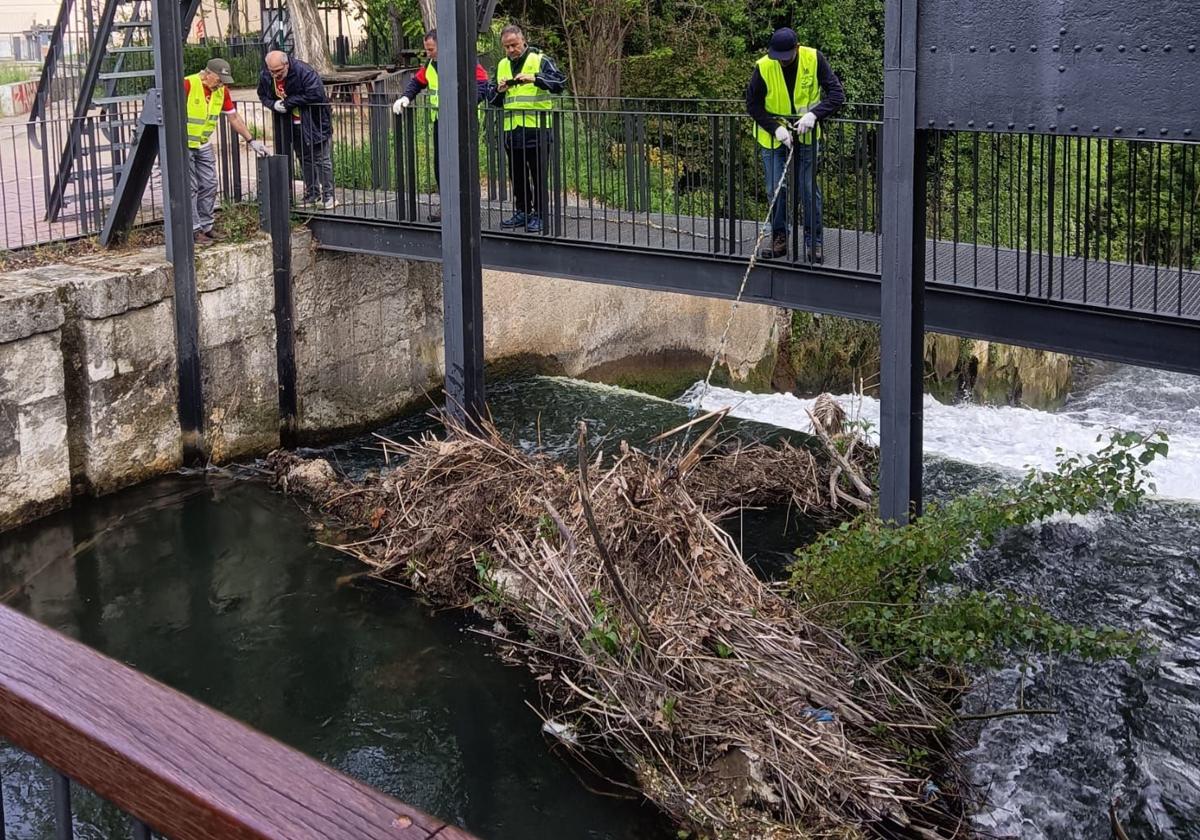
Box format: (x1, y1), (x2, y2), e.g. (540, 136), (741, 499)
(925, 130), (1200, 317)
(1, 105), (273, 250)
(5, 89), (1196, 322)
(301, 98), (883, 272)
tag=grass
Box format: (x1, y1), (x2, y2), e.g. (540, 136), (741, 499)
(0, 65), (32, 86)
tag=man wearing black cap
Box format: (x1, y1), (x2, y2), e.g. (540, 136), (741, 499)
(746, 28), (845, 262)
(185, 58), (269, 244)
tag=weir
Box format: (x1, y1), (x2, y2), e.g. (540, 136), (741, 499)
(2, 0), (1200, 836)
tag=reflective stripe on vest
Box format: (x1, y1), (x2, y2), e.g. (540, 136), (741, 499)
(426, 61), (438, 109)
(497, 52), (552, 131)
(185, 72), (226, 149)
(753, 48), (821, 148)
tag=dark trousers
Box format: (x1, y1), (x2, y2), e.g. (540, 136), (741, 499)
(292, 127), (333, 201)
(505, 130), (550, 217)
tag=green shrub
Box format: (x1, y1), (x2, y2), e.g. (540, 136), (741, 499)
(789, 430), (1169, 669)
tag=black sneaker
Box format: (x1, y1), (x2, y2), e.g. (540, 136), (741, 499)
(500, 211), (527, 228)
(759, 231), (787, 260)
(808, 244), (824, 264)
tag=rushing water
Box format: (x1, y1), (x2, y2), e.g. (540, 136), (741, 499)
(2, 367), (1198, 839)
(690, 362), (1200, 839)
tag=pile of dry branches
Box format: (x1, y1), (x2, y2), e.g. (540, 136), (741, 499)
(269, 401), (965, 839)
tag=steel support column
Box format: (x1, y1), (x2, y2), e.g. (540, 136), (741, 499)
(435, 0), (485, 422)
(153, 0), (205, 462)
(879, 0), (924, 523)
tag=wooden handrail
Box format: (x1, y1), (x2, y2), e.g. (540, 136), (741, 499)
(0, 604), (478, 840)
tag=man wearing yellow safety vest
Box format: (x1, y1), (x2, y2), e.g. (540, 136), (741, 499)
(391, 29), (490, 222)
(746, 28), (845, 263)
(185, 58), (269, 245)
(486, 24), (566, 234)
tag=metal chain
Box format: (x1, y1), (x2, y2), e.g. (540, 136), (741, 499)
(687, 141), (797, 417)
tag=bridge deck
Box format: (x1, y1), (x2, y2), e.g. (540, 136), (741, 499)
(318, 189), (1200, 321)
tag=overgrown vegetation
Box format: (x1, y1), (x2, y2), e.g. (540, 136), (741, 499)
(789, 430), (1168, 670)
(0, 65), (33, 86)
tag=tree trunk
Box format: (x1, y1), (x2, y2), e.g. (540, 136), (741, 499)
(418, 0), (436, 33)
(228, 0), (240, 38)
(554, 0), (639, 99)
(288, 0), (333, 74)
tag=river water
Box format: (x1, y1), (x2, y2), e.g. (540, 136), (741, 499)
(2, 365), (1198, 838)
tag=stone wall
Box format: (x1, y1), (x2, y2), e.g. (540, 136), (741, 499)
(0, 229), (780, 531)
(0, 274), (70, 529)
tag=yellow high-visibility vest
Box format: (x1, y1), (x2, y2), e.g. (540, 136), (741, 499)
(426, 61), (438, 109)
(497, 51), (553, 131)
(185, 72), (226, 149)
(753, 48), (821, 148)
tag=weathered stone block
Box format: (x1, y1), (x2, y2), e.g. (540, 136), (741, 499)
(195, 236), (272, 293)
(62, 248), (173, 304)
(0, 273), (64, 343)
(0, 331), (70, 531)
(201, 336), (279, 462)
(0, 331), (65, 406)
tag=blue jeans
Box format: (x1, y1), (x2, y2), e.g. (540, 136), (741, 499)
(760, 141), (822, 246)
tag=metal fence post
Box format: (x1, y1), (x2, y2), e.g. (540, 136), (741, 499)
(265, 154), (298, 446)
(367, 91), (390, 189)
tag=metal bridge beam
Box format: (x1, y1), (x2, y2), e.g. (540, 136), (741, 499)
(306, 217), (1200, 378)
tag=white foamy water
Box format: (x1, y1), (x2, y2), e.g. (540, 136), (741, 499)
(682, 365), (1200, 501)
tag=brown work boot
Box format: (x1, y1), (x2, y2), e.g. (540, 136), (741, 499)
(759, 231), (788, 260)
(193, 230), (213, 245)
(204, 229), (227, 242)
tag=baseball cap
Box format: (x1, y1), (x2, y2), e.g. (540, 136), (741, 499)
(206, 57), (235, 84)
(767, 27), (799, 60)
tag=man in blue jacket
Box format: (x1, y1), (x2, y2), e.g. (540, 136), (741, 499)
(258, 51), (335, 209)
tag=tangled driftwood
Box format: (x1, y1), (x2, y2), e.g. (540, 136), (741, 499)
(269, 405), (965, 839)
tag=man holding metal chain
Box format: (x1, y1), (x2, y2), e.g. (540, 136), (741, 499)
(746, 27), (845, 263)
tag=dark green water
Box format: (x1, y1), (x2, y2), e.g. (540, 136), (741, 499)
(0, 473), (672, 839)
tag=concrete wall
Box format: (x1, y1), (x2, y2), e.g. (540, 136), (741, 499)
(0, 229), (779, 531)
(0, 80), (38, 117)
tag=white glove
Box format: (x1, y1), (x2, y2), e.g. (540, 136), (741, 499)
(774, 125), (793, 148)
(794, 111), (818, 135)
(272, 99), (288, 114)
(392, 96), (411, 115)
(249, 139), (269, 157)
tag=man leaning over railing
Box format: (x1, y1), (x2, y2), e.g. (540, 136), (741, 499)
(746, 27), (844, 264)
(259, 50), (336, 210)
(186, 58), (269, 246)
(391, 28), (490, 223)
(486, 24), (566, 234)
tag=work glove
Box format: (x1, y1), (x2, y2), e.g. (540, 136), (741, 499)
(794, 111), (817, 135)
(272, 99), (288, 114)
(392, 95), (411, 115)
(249, 139), (269, 157)
(774, 125), (793, 148)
